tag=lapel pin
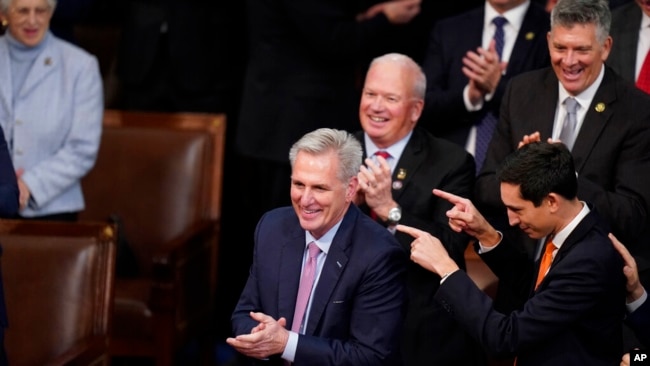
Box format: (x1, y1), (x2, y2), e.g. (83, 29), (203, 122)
(397, 168), (407, 180)
(392, 180), (403, 190)
(525, 32), (535, 41)
(595, 102), (605, 112)
(44, 57), (52, 66)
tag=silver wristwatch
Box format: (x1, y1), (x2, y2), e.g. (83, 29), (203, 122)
(387, 206), (402, 226)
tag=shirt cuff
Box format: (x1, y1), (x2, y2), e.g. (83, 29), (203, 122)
(477, 231), (503, 254)
(627, 289), (648, 314)
(281, 331), (299, 362)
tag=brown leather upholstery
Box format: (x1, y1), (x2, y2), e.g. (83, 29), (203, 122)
(0, 219), (116, 366)
(79, 109), (226, 366)
(464, 240), (499, 299)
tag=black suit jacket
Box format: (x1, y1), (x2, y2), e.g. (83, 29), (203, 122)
(437, 210), (626, 366)
(627, 296), (650, 347)
(0, 123), (17, 366)
(356, 128), (484, 365)
(608, 2), (643, 85)
(475, 66), (650, 287)
(231, 205), (407, 365)
(236, 0), (399, 163)
(420, 2), (550, 146)
(115, 0), (236, 112)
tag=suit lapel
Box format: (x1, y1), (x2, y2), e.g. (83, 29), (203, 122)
(20, 35), (58, 99)
(616, 5), (642, 81)
(391, 130), (425, 201)
(550, 210), (599, 267)
(571, 68), (617, 172)
(507, 7), (544, 76)
(531, 69), (559, 138)
(304, 206), (356, 335)
(0, 40), (13, 117)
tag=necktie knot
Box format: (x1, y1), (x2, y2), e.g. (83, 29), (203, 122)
(374, 150), (391, 160)
(564, 97), (578, 115)
(492, 16), (507, 28)
(307, 242), (321, 259)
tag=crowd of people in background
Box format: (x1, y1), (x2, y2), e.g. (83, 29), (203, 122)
(1, 0), (649, 365)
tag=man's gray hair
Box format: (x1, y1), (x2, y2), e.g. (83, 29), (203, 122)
(289, 128), (362, 183)
(369, 53), (427, 100)
(550, 0), (611, 44)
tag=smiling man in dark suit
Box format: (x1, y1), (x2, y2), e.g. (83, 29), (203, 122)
(475, 0), (650, 296)
(227, 128), (407, 366)
(400, 142), (626, 366)
(354, 53), (483, 366)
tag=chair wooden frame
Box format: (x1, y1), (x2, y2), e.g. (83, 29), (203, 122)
(80, 109), (226, 366)
(0, 219), (116, 366)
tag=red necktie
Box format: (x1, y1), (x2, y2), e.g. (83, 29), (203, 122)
(374, 150), (391, 160)
(637, 48), (650, 94)
(535, 239), (556, 290)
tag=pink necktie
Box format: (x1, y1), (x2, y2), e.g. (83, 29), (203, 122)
(291, 242), (321, 333)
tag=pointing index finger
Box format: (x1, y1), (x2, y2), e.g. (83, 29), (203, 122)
(433, 189), (464, 205)
(395, 224), (425, 238)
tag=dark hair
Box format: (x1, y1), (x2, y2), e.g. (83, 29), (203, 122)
(497, 142), (577, 207)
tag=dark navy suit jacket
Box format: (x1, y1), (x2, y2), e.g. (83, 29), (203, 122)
(231, 204), (407, 366)
(437, 210), (626, 365)
(0, 125), (19, 366)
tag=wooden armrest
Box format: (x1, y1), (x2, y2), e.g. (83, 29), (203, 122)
(44, 336), (108, 366)
(149, 219), (219, 310)
(151, 219), (218, 279)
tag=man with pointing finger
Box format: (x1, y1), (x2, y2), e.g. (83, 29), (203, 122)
(398, 142), (626, 366)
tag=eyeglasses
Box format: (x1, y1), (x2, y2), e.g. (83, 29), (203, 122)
(10, 6), (52, 21)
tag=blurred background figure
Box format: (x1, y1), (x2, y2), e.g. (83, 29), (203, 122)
(419, 0), (550, 175)
(608, 0), (650, 94)
(0, 0), (103, 222)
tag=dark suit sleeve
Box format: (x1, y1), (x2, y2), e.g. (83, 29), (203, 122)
(436, 239), (624, 358)
(626, 296), (650, 347)
(420, 19), (475, 134)
(395, 150), (475, 265)
(0, 128), (18, 217)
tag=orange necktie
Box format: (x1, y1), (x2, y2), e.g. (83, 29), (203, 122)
(535, 239), (556, 290)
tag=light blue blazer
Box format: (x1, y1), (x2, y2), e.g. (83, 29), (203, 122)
(0, 31), (103, 217)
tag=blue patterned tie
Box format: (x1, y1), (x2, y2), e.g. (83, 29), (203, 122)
(474, 16), (508, 175)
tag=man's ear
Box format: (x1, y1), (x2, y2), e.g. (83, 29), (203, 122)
(546, 193), (560, 212)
